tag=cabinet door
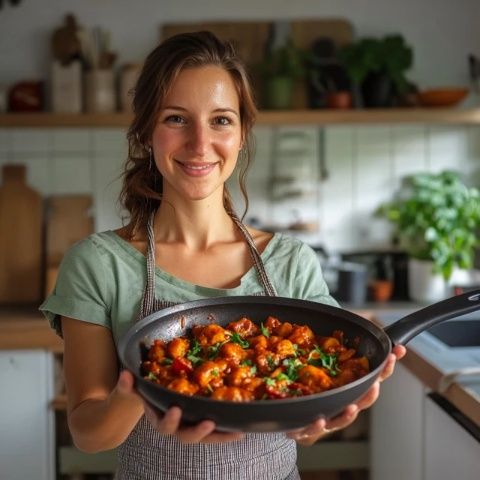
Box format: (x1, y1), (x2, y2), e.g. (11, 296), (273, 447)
(370, 362), (425, 480)
(0, 350), (55, 480)
(424, 394), (480, 480)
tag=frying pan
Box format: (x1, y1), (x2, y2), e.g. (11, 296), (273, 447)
(118, 289), (480, 432)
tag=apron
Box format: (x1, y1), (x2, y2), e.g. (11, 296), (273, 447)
(116, 213), (301, 480)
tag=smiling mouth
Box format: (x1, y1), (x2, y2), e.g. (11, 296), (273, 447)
(176, 160), (218, 176)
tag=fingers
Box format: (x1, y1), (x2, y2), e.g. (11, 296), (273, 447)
(144, 403), (244, 444)
(353, 381), (380, 411)
(116, 369), (135, 394)
(393, 344), (407, 360)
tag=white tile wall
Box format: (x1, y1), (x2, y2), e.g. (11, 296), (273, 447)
(0, 124), (479, 252)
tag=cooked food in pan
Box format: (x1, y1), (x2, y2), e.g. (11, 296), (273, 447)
(141, 315), (370, 401)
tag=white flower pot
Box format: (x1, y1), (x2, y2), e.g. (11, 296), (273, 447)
(408, 258), (449, 303)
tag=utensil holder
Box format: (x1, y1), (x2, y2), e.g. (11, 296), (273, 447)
(84, 69), (116, 113)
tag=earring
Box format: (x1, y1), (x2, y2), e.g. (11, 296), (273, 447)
(148, 147), (153, 170)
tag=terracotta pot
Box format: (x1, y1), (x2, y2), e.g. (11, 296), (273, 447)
(326, 91), (352, 109)
(369, 280), (394, 302)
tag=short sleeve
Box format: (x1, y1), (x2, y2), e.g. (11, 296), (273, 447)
(292, 242), (340, 307)
(39, 237), (112, 337)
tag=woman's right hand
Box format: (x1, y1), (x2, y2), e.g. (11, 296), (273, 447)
(142, 395), (245, 444)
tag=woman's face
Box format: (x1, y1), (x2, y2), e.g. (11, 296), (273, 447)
(151, 65), (243, 203)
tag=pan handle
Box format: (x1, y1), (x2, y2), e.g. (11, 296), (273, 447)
(384, 289), (480, 345)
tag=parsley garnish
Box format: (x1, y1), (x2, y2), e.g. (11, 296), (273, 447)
(207, 342), (224, 360)
(282, 358), (302, 381)
(146, 372), (158, 381)
(230, 332), (250, 348)
(260, 322), (270, 338)
(307, 345), (340, 376)
(186, 339), (203, 365)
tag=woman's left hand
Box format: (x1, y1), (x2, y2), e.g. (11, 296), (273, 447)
(287, 344), (406, 446)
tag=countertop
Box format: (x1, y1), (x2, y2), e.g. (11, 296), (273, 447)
(1, 302), (479, 426)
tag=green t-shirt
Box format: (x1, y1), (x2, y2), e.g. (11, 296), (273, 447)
(40, 231), (338, 344)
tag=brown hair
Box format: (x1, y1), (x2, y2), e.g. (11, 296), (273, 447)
(119, 31), (258, 237)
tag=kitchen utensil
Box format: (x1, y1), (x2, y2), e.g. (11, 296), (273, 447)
(118, 289), (480, 432)
(417, 87), (468, 107)
(0, 164), (43, 304)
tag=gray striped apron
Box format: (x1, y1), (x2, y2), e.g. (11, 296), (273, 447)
(116, 213), (301, 480)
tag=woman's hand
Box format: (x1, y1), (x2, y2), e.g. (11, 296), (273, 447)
(143, 403), (245, 444)
(288, 344), (407, 446)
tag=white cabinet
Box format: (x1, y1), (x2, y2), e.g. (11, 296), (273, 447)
(424, 394), (480, 480)
(370, 362), (426, 480)
(0, 350), (55, 480)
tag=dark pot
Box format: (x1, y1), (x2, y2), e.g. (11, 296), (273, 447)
(361, 72), (395, 108)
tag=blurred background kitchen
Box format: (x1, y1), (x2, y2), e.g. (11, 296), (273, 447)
(0, 1), (479, 479)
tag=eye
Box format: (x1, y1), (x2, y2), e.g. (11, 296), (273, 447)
(164, 115), (186, 125)
(212, 116), (233, 126)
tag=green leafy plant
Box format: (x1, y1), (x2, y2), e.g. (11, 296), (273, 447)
(260, 36), (309, 80)
(378, 171), (480, 280)
(339, 34), (413, 94)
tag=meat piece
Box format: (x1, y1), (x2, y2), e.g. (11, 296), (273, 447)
(167, 337), (190, 359)
(219, 342), (247, 365)
(211, 386), (254, 402)
(148, 339), (166, 362)
(167, 378), (199, 396)
(297, 365), (334, 392)
(288, 325), (315, 347)
(227, 317), (259, 337)
(193, 324), (229, 347)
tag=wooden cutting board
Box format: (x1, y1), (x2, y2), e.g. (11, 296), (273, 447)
(45, 194), (94, 268)
(0, 164), (43, 304)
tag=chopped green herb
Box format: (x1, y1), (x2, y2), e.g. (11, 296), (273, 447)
(186, 339), (203, 365)
(264, 377), (276, 387)
(230, 332), (250, 348)
(282, 358), (301, 381)
(260, 322), (270, 338)
(161, 358), (173, 366)
(308, 345), (340, 376)
(207, 342), (224, 359)
(250, 365), (257, 376)
(240, 359), (253, 366)
(211, 368), (219, 377)
(276, 372), (291, 383)
(267, 355), (276, 369)
(293, 344), (307, 357)
(146, 372), (158, 381)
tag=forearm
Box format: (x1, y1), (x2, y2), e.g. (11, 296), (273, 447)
(68, 393), (144, 453)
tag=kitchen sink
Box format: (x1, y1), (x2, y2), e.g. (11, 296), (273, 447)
(427, 319), (480, 347)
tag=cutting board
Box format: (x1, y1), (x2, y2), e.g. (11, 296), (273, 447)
(0, 164), (43, 304)
(45, 194), (94, 268)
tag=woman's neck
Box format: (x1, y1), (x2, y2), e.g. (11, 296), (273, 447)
(153, 199), (238, 251)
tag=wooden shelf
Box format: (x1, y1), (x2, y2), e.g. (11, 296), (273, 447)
(1, 108), (480, 128)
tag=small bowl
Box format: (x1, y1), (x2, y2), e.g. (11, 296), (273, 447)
(417, 87), (469, 107)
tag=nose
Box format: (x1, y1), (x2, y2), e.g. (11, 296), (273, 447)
(187, 123), (209, 157)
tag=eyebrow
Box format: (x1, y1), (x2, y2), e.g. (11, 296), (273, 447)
(162, 106), (240, 118)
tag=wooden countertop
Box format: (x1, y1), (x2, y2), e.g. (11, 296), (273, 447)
(0, 307), (63, 353)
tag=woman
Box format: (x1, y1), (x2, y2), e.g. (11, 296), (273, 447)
(41, 31), (405, 480)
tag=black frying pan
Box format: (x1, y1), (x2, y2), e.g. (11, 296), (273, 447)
(118, 289), (480, 432)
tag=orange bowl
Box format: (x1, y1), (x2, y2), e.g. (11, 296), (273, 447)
(417, 87), (469, 107)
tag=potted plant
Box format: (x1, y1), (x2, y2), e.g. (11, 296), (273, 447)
(377, 170), (480, 302)
(305, 37), (352, 109)
(260, 37), (309, 109)
(339, 34), (414, 107)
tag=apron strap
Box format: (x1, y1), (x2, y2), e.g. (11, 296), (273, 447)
(139, 210), (277, 319)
